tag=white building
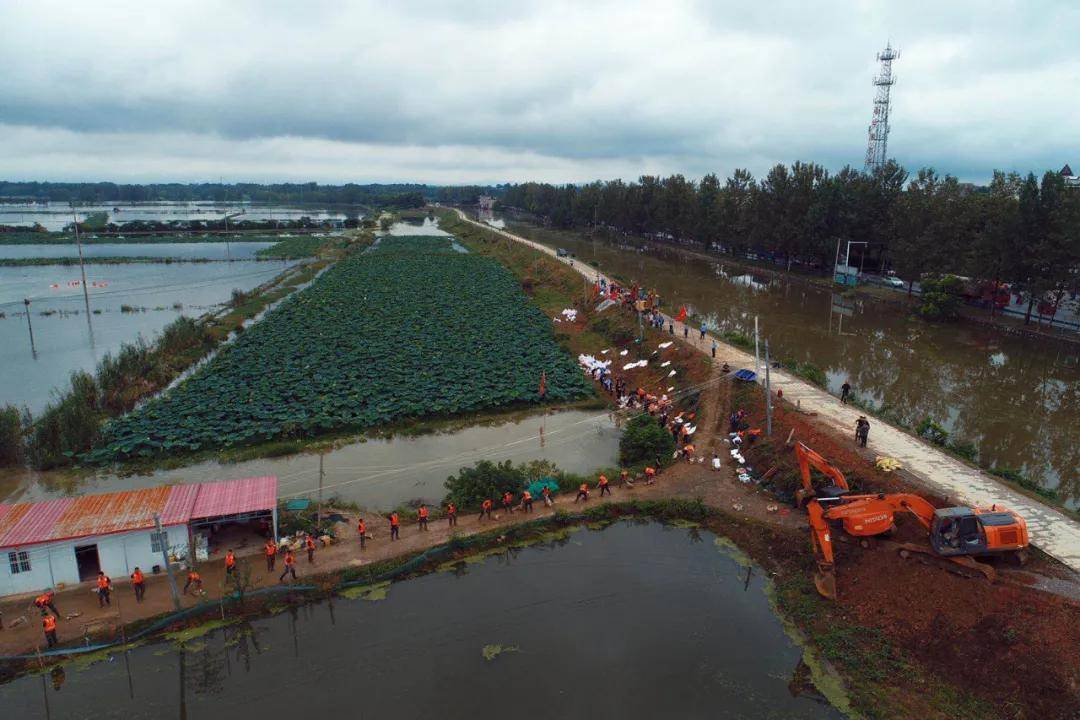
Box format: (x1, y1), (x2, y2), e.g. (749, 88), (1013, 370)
(0, 477), (277, 598)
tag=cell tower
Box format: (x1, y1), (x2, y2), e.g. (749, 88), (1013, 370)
(863, 43), (899, 173)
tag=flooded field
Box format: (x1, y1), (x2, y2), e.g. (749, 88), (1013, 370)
(503, 220), (1080, 507)
(0, 522), (842, 719)
(0, 409), (618, 510)
(0, 260), (294, 414)
(0, 202), (357, 231)
(0, 242), (275, 260)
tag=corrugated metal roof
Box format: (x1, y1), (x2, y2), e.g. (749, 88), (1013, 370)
(0, 477), (275, 549)
(191, 476), (277, 520)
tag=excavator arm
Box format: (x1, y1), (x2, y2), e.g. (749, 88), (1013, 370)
(794, 442), (850, 507)
(806, 500), (837, 599)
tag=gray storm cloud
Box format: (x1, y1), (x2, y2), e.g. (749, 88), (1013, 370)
(0, 0), (1076, 183)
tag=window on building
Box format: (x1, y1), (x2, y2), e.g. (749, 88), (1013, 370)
(8, 550), (31, 574)
(150, 531), (169, 554)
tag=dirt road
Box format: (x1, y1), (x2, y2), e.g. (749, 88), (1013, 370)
(453, 209), (1080, 572)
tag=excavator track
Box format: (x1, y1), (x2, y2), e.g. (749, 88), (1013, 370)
(891, 541), (997, 582)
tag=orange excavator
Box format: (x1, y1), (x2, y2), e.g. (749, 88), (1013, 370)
(793, 443), (1030, 599)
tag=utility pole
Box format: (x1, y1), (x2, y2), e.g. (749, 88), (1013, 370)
(23, 298), (36, 354)
(764, 340), (773, 436)
(72, 212), (92, 320)
(155, 514), (182, 611)
(317, 453), (324, 533)
(754, 316), (761, 373)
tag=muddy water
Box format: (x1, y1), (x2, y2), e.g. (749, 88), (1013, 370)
(507, 222), (1080, 507)
(0, 410), (619, 511)
(0, 522), (843, 719)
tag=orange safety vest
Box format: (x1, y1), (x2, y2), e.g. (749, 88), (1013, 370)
(579, 484), (588, 493)
(685, 444), (695, 454)
(390, 513), (399, 527)
(482, 499), (493, 510)
(34, 593), (50, 607)
(131, 570), (144, 585)
(225, 552), (236, 568)
(620, 470), (629, 480)
(97, 575), (110, 590)
(503, 492), (512, 504)
(447, 503), (456, 515)
(418, 507), (429, 519)
(598, 475), (609, 486)
(542, 486), (550, 496)
(523, 491), (532, 501)
(43, 615), (57, 632)
(645, 467), (656, 477)
(265, 542), (277, 556)
(357, 520), (366, 534)
(284, 552), (295, 566)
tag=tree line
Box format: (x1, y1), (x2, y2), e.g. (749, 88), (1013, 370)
(499, 163), (1080, 323)
(0, 181), (499, 206)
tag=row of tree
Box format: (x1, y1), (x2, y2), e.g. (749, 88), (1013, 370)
(0, 181), (499, 206)
(499, 163), (1080, 322)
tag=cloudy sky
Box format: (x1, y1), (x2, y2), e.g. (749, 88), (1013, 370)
(1, 0), (1076, 185)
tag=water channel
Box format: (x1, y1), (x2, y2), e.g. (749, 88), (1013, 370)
(496, 219), (1080, 507)
(0, 202), (358, 231)
(0, 522), (843, 719)
(0, 242), (276, 261)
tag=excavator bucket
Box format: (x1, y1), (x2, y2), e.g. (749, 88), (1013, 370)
(814, 568), (837, 600)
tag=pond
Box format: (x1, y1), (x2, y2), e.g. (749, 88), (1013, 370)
(0, 242), (276, 261)
(0, 260), (295, 414)
(0, 202), (358, 231)
(0, 410), (620, 511)
(500, 218), (1080, 508)
(0, 522), (843, 719)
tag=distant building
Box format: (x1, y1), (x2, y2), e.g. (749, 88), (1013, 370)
(478, 195), (496, 212)
(0, 476), (277, 597)
(1061, 164), (1079, 188)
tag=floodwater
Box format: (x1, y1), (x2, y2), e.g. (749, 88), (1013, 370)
(386, 216), (447, 236)
(0, 202), (358, 231)
(0, 409), (619, 511)
(0, 242), (275, 261)
(503, 221), (1080, 508)
(0, 260), (294, 414)
(0, 522), (843, 720)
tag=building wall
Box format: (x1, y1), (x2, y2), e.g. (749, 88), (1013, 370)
(0, 524), (189, 598)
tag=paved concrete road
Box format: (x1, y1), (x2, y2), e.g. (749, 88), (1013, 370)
(454, 209), (1080, 572)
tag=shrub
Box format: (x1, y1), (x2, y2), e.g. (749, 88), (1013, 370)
(28, 371), (103, 469)
(916, 275), (964, 320)
(230, 288), (250, 308)
(619, 413), (675, 466)
(949, 440), (978, 462)
(915, 416), (949, 446)
(784, 360), (827, 387)
(0, 405), (26, 466)
(443, 460), (527, 507)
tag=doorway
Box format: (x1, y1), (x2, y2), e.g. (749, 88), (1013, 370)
(74, 544), (101, 582)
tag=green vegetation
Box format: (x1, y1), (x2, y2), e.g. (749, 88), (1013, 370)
(0, 405), (26, 466)
(618, 413), (675, 466)
(87, 235), (589, 462)
(783, 360), (827, 387)
(915, 275), (964, 320)
(915, 416), (950, 446)
(255, 235), (329, 258)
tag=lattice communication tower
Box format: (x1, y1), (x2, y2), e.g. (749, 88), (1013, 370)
(864, 43), (899, 173)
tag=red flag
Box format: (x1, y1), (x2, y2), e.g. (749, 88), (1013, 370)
(676, 305), (687, 323)
(539, 370), (547, 398)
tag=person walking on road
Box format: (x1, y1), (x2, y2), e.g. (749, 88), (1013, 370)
(447, 502), (458, 527)
(418, 504), (429, 531)
(597, 474), (611, 497)
(96, 572), (112, 607)
(183, 570), (202, 596)
(644, 466), (657, 485)
(542, 486), (554, 508)
(575, 483), (590, 503)
(279, 551), (297, 583)
(502, 491), (514, 515)
(478, 498), (493, 521)
(856, 417), (870, 447)
(225, 549), (236, 577)
(34, 589), (60, 618)
(711, 340), (717, 358)
(130, 567), (146, 603)
(265, 539), (277, 571)
(305, 534), (317, 563)
(520, 490), (534, 513)
(357, 518), (367, 548)
(43, 612), (58, 648)
(700, 325), (707, 341)
(841, 381), (851, 404)
(389, 512), (400, 540)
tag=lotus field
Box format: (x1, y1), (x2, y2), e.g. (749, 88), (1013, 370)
(88, 236), (590, 460)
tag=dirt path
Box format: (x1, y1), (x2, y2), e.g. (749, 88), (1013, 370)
(454, 209), (1080, 572)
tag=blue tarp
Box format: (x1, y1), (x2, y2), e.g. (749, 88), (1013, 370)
(733, 369), (757, 382)
(526, 477), (561, 496)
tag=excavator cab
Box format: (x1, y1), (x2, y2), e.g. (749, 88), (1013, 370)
(929, 506), (1028, 558)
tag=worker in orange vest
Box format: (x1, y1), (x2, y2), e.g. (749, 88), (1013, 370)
(542, 485), (554, 508)
(224, 550), (236, 577)
(279, 550), (297, 582)
(597, 474), (611, 497)
(418, 504), (429, 531)
(96, 572), (112, 607)
(389, 512), (400, 540)
(183, 570), (202, 595)
(644, 466), (657, 485)
(446, 502), (457, 527)
(357, 517), (367, 549)
(264, 539), (277, 572)
(305, 535), (317, 563)
(43, 612), (58, 648)
(575, 483), (589, 503)
(34, 589), (60, 618)
(502, 491), (514, 514)
(130, 567), (146, 603)
(520, 490), (533, 513)
(478, 498), (493, 521)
